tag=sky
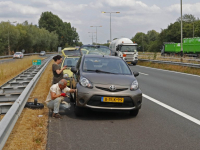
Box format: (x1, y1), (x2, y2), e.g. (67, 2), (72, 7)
(0, 0), (200, 44)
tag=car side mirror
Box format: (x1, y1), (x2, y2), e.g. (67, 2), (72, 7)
(133, 71), (139, 77)
(71, 67), (77, 74)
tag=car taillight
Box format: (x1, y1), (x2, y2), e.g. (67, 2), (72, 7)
(123, 54), (126, 57)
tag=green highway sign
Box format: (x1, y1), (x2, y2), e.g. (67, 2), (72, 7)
(32, 59), (41, 65)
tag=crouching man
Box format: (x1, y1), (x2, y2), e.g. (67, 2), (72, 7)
(46, 79), (76, 118)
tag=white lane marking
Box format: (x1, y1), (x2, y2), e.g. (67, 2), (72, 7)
(137, 65), (200, 78)
(139, 72), (149, 76)
(143, 94), (200, 126)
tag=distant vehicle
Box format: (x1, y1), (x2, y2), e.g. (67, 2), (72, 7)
(39, 51), (46, 56)
(80, 45), (112, 56)
(61, 56), (80, 87)
(109, 38), (138, 65)
(162, 37), (200, 57)
(62, 47), (81, 57)
(13, 52), (24, 59)
(70, 54), (142, 117)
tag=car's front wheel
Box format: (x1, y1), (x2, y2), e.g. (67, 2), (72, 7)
(130, 109), (139, 117)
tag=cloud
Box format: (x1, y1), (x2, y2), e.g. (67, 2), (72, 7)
(1, 0), (200, 44)
(166, 3), (200, 14)
(0, 1), (39, 16)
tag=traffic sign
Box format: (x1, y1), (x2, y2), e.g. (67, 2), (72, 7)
(32, 59), (41, 65)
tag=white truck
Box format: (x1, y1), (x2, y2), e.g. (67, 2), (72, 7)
(109, 38), (138, 65)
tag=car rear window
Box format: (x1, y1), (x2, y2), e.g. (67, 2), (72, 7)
(64, 50), (81, 56)
(63, 57), (79, 67)
(15, 52), (21, 54)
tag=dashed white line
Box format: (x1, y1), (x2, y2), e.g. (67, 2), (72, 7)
(139, 72), (149, 76)
(143, 94), (200, 126)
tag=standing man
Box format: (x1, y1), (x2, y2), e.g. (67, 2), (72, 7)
(46, 79), (76, 118)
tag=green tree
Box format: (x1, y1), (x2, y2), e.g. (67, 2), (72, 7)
(131, 32), (148, 52)
(38, 11), (80, 48)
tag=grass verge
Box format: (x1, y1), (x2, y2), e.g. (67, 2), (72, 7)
(0, 56), (45, 86)
(3, 60), (53, 150)
(138, 61), (200, 76)
(138, 52), (200, 64)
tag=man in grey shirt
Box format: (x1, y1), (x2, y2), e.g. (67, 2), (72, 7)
(46, 79), (76, 118)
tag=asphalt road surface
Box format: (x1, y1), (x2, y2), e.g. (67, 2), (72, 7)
(47, 65), (200, 150)
(0, 58), (14, 64)
(0, 54), (53, 64)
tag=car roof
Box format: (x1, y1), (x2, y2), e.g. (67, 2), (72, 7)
(83, 54), (120, 60)
(64, 56), (80, 58)
(81, 45), (108, 48)
(62, 47), (79, 51)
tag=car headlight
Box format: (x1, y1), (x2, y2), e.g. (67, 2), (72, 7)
(63, 74), (69, 78)
(80, 77), (93, 88)
(130, 80), (139, 91)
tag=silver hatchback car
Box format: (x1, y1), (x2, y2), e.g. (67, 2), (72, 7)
(70, 55), (142, 117)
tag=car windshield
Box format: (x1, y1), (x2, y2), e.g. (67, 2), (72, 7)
(82, 57), (131, 75)
(63, 57), (79, 67)
(81, 46), (111, 55)
(120, 45), (137, 52)
(15, 52), (21, 54)
(64, 50), (81, 56)
(41, 51), (45, 53)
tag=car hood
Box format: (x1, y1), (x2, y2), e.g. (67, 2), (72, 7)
(82, 72), (135, 85)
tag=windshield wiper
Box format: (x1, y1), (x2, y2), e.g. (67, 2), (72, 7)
(87, 69), (116, 74)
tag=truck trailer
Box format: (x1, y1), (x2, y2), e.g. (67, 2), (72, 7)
(162, 37), (200, 57)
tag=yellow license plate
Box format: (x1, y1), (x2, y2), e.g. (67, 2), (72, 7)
(101, 97), (124, 103)
(127, 62), (131, 64)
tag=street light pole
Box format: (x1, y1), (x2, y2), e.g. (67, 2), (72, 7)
(8, 20), (17, 55)
(138, 32), (144, 53)
(90, 26), (102, 44)
(102, 11), (120, 42)
(193, 21), (194, 38)
(142, 34), (144, 53)
(88, 32), (96, 45)
(110, 13), (111, 42)
(184, 18), (195, 38)
(180, 0), (183, 57)
(8, 29), (10, 55)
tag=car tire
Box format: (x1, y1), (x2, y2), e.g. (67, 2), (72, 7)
(70, 82), (75, 102)
(25, 102), (44, 109)
(130, 109), (139, 117)
(132, 62), (136, 66)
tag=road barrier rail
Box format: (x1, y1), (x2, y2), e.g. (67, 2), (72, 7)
(0, 56), (52, 149)
(139, 59), (200, 68)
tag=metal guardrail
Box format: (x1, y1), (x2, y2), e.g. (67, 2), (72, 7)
(0, 56), (52, 149)
(139, 55), (200, 62)
(0, 52), (57, 59)
(138, 59), (200, 68)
